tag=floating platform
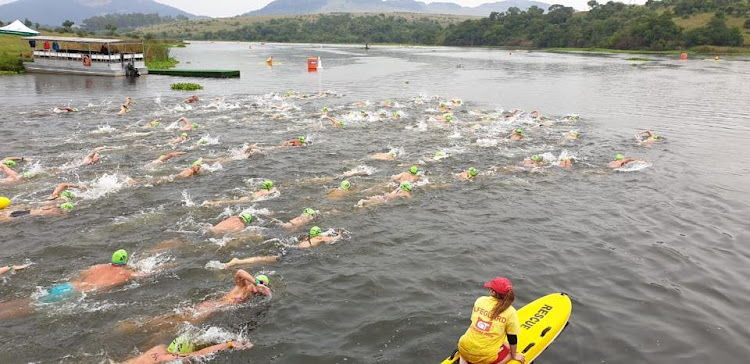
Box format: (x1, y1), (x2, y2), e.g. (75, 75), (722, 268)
(148, 69), (240, 78)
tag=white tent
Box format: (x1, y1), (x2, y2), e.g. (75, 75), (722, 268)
(0, 20), (39, 36)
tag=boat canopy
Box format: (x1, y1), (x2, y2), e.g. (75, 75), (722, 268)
(21, 35), (142, 45)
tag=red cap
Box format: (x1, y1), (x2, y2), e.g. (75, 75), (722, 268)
(484, 277), (513, 294)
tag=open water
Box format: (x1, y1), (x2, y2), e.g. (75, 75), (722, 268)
(1, 42), (749, 363)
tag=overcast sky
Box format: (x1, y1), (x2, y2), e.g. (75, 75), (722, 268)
(0, 0), (642, 18)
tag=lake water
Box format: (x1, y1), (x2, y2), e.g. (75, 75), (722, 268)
(1, 42), (749, 364)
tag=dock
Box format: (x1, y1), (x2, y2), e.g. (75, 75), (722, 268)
(148, 69), (240, 78)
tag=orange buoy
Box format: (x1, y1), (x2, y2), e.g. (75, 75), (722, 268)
(307, 57), (318, 71)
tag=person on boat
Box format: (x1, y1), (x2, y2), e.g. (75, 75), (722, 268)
(391, 165), (421, 183)
(456, 167), (479, 180)
(280, 208), (319, 230)
(281, 136), (306, 147)
(167, 133), (189, 145)
(201, 180), (278, 206)
(0, 250), (144, 319)
(146, 152), (187, 167)
(356, 181), (412, 207)
(208, 212), (255, 236)
(457, 277), (525, 364)
(608, 154), (642, 169)
(184, 95), (199, 104)
(82, 147), (105, 166)
(0, 202), (75, 222)
(122, 335), (253, 364)
(637, 130), (661, 144)
(296, 226), (344, 249)
(0, 263), (29, 276)
(510, 129), (524, 141)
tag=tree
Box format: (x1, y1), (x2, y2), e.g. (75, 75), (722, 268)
(588, 0), (599, 9)
(23, 18), (32, 27)
(62, 20), (74, 30)
(745, 18), (750, 29)
(105, 24), (118, 35)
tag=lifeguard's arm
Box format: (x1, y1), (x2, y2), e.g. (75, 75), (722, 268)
(0, 164), (19, 178)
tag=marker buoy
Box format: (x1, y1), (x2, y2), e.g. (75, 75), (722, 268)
(307, 57), (318, 71)
(680, 52), (687, 61)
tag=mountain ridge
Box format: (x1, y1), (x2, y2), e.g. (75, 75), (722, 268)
(0, 0), (197, 26)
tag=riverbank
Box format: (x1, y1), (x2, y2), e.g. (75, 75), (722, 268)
(543, 46), (750, 55)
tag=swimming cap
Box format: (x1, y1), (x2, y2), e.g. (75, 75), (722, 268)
(400, 181), (413, 192)
(531, 155), (542, 162)
(445, 114), (452, 122)
(192, 123), (199, 129)
(0, 197), (10, 209)
(111, 249), (128, 265)
(168, 335), (195, 355)
(440, 102), (447, 108)
(262, 180), (273, 190)
(181, 133), (188, 138)
(191, 160), (202, 167)
(340, 180), (351, 190)
(515, 129), (523, 135)
(435, 151), (444, 157)
(240, 213), (253, 224)
(61, 190), (74, 200)
(151, 121), (160, 127)
(60, 202), (74, 211)
(298, 136), (306, 143)
(22, 172), (31, 179)
(468, 167), (478, 176)
(322, 107), (329, 113)
(309, 226), (322, 238)
(615, 154), (624, 161)
(3, 160), (16, 167)
(409, 165), (419, 175)
(572, 130), (580, 138)
(199, 140), (208, 145)
(393, 112), (400, 118)
(653, 134), (660, 139)
(255, 274), (270, 286)
(303, 208), (316, 217)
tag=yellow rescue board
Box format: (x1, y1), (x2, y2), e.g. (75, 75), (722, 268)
(440, 293), (572, 364)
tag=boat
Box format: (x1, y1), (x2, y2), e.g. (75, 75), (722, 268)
(20, 36), (148, 77)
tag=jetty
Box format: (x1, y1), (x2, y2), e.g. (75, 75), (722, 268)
(148, 69), (240, 78)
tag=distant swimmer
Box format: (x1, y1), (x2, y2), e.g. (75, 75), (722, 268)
(391, 165), (421, 183)
(146, 151), (187, 167)
(558, 157), (573, 168)
(457, 277), (524, 364)
(53, 106), (77, 113)
(280, 136), (307, 147)
(176, 160), (202, 179)
(296, 226), (344, 249)
(0, 263), (28, 276)
(0, 158), (25, 185)
(267, 56), (274, 65)
(327, 180), (353, 199)
(118, 103), (130, 116)
(510, 129), (524, 141)
(523, 155), (547, 167)
(456, 167), (479, 180)
(529, 110), (544, 121)
(356, 181), (412, 207)
(637, 130), (661, 144)
(0, 250), (147, 319)
(81, 147), (105, 166)
(201, 180), (279, 207)
(143, 118), (161, 129)
(122, 335), (253, 364)
(608, 154), (642, 168)
(177, 117), (198, 131)
(184, 95), (199, 104)
(0, 202), (75, 222)
(46, 182), (85, 201)
(502, 109), (522, 119)
(167, 132), (189, 145)
(370, 150), (398, 161)
(566, 130), (580, 139)
(280, 208), (319, 230)
(124, 97), (135, 107)
(326, 115), (344, 128)
(208, 212), (255, 236)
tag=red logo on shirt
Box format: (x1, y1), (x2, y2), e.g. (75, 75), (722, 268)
(475, 317), (493, 332)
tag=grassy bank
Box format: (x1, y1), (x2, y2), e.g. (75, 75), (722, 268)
(0, 34), (31, 73)
(544, 46), (750, 55)
(144, 41), (180, 69)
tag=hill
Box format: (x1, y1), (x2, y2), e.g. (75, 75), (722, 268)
(245, 0), (551, 17)
(0, 0), (197, 26)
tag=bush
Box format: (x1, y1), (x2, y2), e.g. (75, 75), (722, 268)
(744, 19), (750, 29)
(0, 53), (25, 73)
(171, 83), (203, 91)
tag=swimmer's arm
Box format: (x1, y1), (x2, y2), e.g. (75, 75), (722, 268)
(1, 156), (24, 162)
(0, 164), (19, 178)
(0, 264), (28, 275)
(224, 256), (279, 268)
(49, 183), (77, 199)
(188, 341), (253, 356)
(235, 269), (257, 285)
(161, 152), (187, 161)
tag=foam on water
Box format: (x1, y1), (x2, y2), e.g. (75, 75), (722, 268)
(78, 174), (131, 200)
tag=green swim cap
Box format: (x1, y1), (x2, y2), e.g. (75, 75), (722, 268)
(468, 167), (478, 176)
(61, 190), (74, 200)
(262, 180), (273, 190)
(322, 107), (329, 113)
(572, 130), (580, 138)
(60, 202), (74, 211)
(615, 154), (624, 161)
(168, 335), (195, 355)
(4, 160), (16, 168)
(435, 151), (444, 157)
(298, 136), (306, 143)
(191, 160), (202, 167)
(192, 123), (199, 129)
(531, 155), (542, 162)
(515, 129), (523, 135)
(653, 134), (660, 139)
(256, 274), (270, 286)
(340, 180), (351, 190)
(111, 249), (128, 265)
(181, 133), (188, 138)
(22, 171), (32, 179)
(303, 208), (316, 217)
(409, 165), (418, 175)
(240, 213), (253, 224)
(400, 181), (413, 192)
(445, 114), (452, 122)
(151, 121), (160, 127)
(440, 102), (447, 107)
(309, 226), (322, 238)
(393, 112), (400, 118)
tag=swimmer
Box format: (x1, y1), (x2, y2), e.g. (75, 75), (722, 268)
(53, 106), (77, 113)
(566, 130), (580, 139)
(81, 147), (105, 166)
(456, 167), (479, 180)
(433, 151), (447, 161)
(176, 161), (202, 178)
(523, 155), (546, 167)
(558, 157), (573, 168)
(438, 102), (451, 112)
(267, 56), (274, 65)
(124, 97), (135, 107)
(382, 99), (393, 107)
(167, 132), (189, 145)
(502, 109), (522, 119)
(296, 226), (344, 249)
(208, 212), (254, 236)
(392, 111), (401, 120)
(608, 154), (642, 168)
(637, 130), (661, 144)
(280, 136), (307, 147)
(146, 152), (187, 166)
(529, 110), (544, 121)
(0, 250), (149, 319)
(391, 165), (421, 183)
(280, 208), (319, 230)
(326, 115), (344, 128)
(47, 182), (85, 201)
(176, 117), (198, 131)
(370, 150), (398, 161)
(327, 180), (353, 199)
(0, 263), (28, 275)
(184, 95), (199, 104)
(118, 103), (130, 116)
(0, 158), (24, 185)
(510, 129), (524, 140)
(201, 180), (278, 207)
(0, 202), (75, 222)
(220, 256), (280, 269)
(243, 143), (262, 156)
(356, 181), (413, 207)
(122, 335), (253, 364)
(143, 118), (161, 129)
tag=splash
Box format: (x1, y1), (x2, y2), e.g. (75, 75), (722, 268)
(197, 134), (220, 147)
(78, 174), (130, 200)
(90, 125), (116, 134)
(182, 190), (196, 207)
(340, 165), (376, 178)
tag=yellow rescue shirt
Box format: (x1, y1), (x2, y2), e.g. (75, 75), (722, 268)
(458, 296), (520, 364)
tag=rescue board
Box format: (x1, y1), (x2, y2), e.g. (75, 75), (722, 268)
(440, 293), (572, 364)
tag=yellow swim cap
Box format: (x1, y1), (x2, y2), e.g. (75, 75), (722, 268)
(0, 196), (10, 209)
